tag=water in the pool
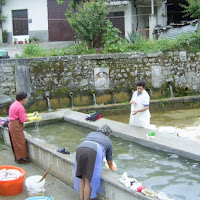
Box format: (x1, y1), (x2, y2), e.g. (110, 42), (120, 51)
(24, 119), (200, 200)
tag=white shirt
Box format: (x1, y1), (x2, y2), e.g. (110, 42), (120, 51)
(129, 90), (151, 128)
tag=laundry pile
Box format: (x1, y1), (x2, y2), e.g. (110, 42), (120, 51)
(85, 111), (102, 121)
(0, 168), (23, 181)
(118, 172), (174, 200)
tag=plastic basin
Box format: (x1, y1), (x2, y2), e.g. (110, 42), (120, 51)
(0, 165), (26, 196)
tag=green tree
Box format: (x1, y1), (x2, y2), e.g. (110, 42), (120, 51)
(65, 0), (109, 49)
(0, 0), (6, 44)
(0, 0), (6, 24)
(181, 0), (200, 19)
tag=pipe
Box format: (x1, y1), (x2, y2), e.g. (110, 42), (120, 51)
(151, 0), (154, 14)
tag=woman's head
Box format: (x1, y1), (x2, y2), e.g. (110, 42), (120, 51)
(136, 81), (146, 94)
(16, 92), (27, 102)
(97, 124), (112, 136)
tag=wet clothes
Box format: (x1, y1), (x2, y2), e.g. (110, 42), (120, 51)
(9, 100), (28, 161)
(129, 90), (151, 128)
(74, 131), (113, 199)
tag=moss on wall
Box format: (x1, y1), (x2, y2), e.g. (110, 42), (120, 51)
(96, 94), (112, 104)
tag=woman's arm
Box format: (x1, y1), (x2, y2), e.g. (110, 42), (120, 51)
(132, 105), (149, 115)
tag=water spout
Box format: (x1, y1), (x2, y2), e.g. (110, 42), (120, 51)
(69, 92), (74, 108)
(45, 92), (52, 112)
(169, 84), (174, 98)
(92, 92), (97, 106)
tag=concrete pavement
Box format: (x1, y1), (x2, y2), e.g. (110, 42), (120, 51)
(0, 143), (79, 200)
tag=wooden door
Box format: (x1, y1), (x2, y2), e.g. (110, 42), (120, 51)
(12, 9), (28, 36)
(47, 0), (74, 41)
(107, 12), (125, 37)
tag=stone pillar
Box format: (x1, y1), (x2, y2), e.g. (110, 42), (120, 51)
(15, 65), (30, 97)
(157, 1), (167, 27)
(149, 14), (157, 40)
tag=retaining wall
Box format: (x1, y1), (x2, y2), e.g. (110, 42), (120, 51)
(1, 51), (200, 114)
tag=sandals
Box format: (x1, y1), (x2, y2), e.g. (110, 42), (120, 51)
(57, 148), (70, 154)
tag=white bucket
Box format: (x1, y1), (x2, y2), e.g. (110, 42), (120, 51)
(25, 175), (45, 196)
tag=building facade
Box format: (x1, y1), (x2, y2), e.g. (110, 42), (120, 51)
(2, 0), (167, 44)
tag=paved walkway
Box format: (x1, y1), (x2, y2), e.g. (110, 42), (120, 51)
(1, 41), (73, 58)
(0, 143), (79, 200)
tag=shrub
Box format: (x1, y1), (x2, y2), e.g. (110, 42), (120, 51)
(22, 43), (47, 57)
(101, 20), (130, 53)
(2, 30), (8, 43)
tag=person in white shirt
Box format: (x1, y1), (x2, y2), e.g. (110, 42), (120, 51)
(129, 81), (151, 128)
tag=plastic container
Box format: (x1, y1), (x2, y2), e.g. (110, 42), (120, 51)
(25, 196), (54, 200)
(149, 131), (155, 136)
(25, 175), (45, 196)
(137, 186), (146, 192)
(0, 165), (26, 196)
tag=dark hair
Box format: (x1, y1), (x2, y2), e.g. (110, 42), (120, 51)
(136, 81), (146, 88)
(16, 92), (27, 101)
(97, 124), (112, 136)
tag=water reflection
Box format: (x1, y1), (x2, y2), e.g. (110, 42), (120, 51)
(24, 121), (200, 200)
(103, 108), (200, 128)
(103, 107), (200, 141)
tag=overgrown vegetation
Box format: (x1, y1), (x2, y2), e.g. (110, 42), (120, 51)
(21, 28), (200, 58)
(181, 0), (200, 19)
(2, 29), (8, 43)
(20, 0), (200, 58)
(0, 0), (6, 24)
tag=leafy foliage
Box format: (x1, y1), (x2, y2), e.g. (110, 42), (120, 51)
(2, 29), (8, 43)
(51, 41), (96, 55)
(29, 37), (39, 43)
(127, 30), (200, 53)
(56, 0), (64, 5)
(20, 29), (200, 57)
(101, 20), (129, 53)
(66, 0), (109, 49)
(181, 0), (200, 19)
(22, 43), (47, 57)
(0, 0), (6, 24)
(127, 31), (141, 44)
(0, 0), (6, 5)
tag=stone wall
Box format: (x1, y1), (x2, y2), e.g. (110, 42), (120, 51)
(0, 51), (200, 113)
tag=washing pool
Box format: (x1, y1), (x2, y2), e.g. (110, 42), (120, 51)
(24, 120), (200, 200)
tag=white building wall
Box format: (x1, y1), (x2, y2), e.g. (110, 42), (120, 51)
(137, 7), (151, 30)
(106, 1), (133, 39)
(2, 0), (48, 43)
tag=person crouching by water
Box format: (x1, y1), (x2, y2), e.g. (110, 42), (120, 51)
(74, 124), (117, 200)
(8, 91), (41, 164)
(129, 81), (151, 128)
